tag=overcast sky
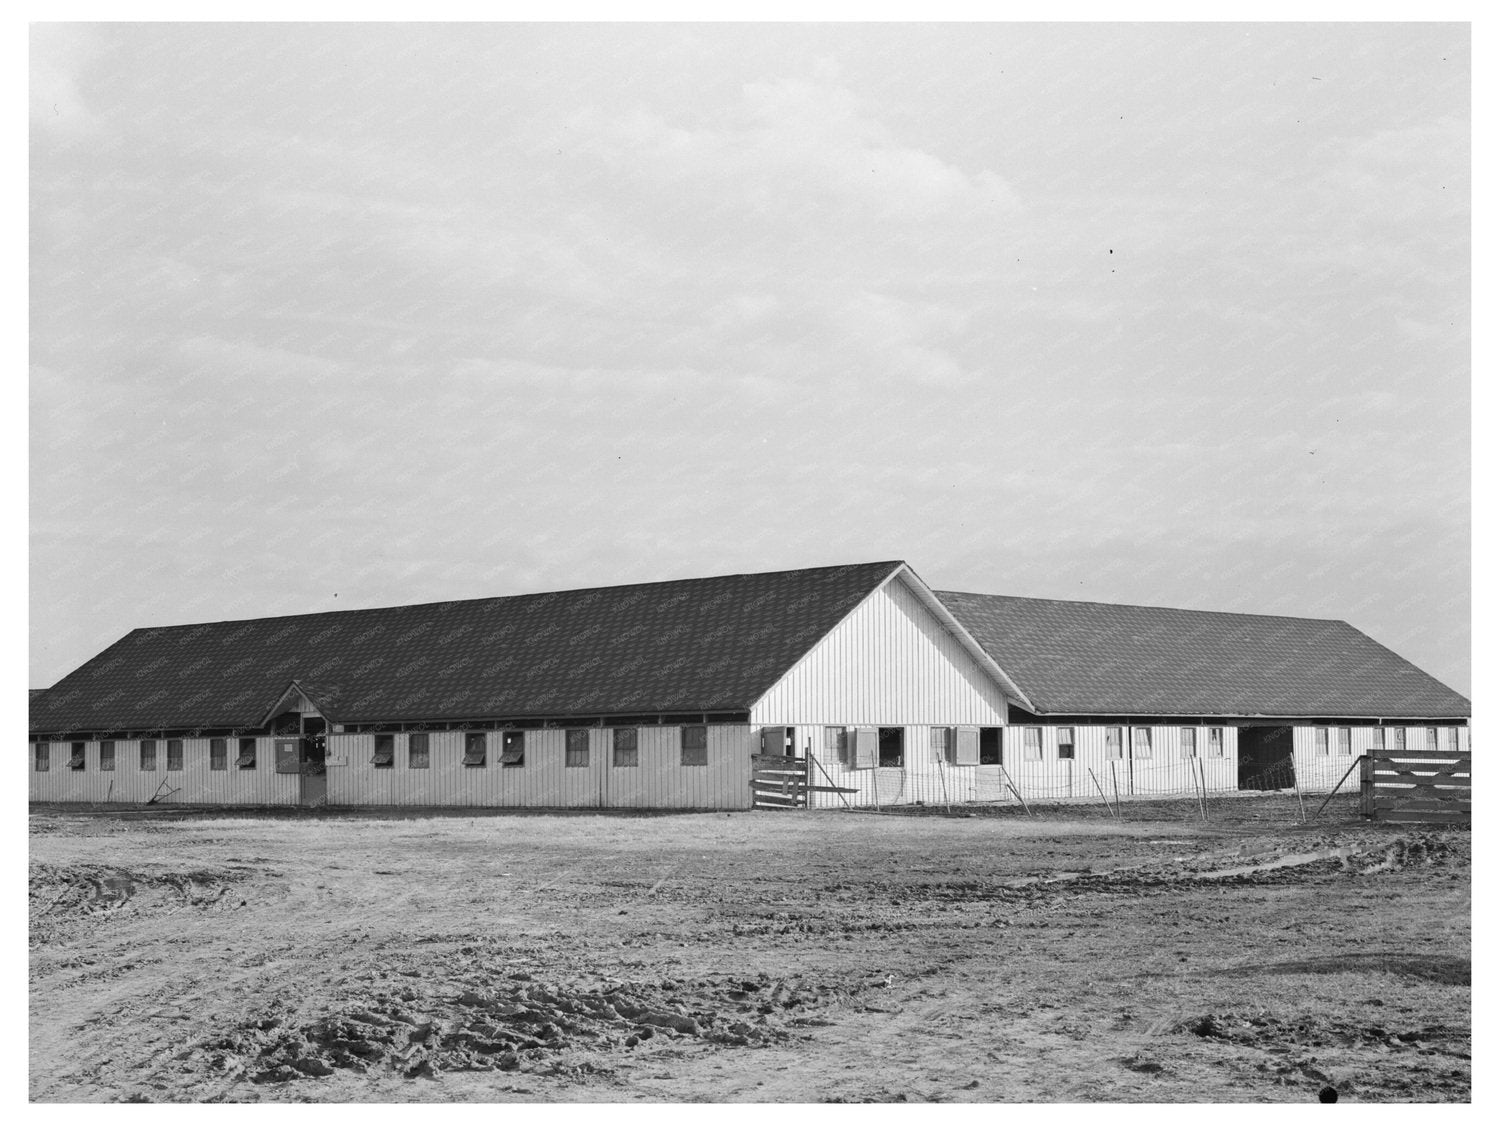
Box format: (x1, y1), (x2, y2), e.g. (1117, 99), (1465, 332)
(30, 23), (1470, 696)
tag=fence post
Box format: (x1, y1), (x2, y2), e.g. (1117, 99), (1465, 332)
(1194, 757), (1208, 823)
(1088, 768), (1116, 818)
(1359, 752), (1373, 817)
(1110, 760), (1124, 817)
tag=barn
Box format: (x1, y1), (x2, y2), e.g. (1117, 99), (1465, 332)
(28, 561), (1470, 809)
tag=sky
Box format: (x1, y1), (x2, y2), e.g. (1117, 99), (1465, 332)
(29, 22), (1471, 696)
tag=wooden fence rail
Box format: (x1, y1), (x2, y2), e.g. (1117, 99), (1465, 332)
(1359, 750), (1470, 825)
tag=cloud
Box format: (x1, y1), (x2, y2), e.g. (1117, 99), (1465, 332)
(30, 25), (104, 137)
(552, 76), (1021, 231)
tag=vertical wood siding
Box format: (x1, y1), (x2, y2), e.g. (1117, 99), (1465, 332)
(1291, 725), (1470, 793)
(751, 574), (1010, 727)
(27, 738), (298, 805)
(803, 723), (1241, 808)
(325, 725), (754, 809)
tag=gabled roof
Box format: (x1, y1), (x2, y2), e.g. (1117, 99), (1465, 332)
(936, 591), (1471, 719)
(30, 562), (904, 734)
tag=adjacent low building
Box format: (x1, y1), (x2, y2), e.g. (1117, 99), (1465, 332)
(28, 561), (1470, 809)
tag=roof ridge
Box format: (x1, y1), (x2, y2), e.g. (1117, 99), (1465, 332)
(128, 561), (909, 634)
(935, 588), (1345, 626)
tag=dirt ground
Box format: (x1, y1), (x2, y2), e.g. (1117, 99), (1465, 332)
(29, 794), (1469, 1103)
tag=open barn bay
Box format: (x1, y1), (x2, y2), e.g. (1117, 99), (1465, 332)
(29, 798), (1469, 1103)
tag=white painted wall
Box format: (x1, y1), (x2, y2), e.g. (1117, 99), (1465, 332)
(28, 737), (299, 804)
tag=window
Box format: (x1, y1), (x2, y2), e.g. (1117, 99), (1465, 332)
(613, 727), (638, 767)
(565, 729), (589, 768)
(1337, 728), (1352, 756)
(1022, 727), (1042, 761)
(237, 738), (257, 769)
(1448, 728), (1460, 752)
(69, 742), (86, 770)
(372, 734), (395, 769)
(852, 728), (878, 770)
(1207, 727), (1224, 758)
(1180, 728), (1196, 759)
(210, 738), (227, 770)
(979, 727), (1001, 766)
(463, 732), (487, 767)
(34, 743), (49, 772)
(1315, 728), (1330, 756)
(681, 725), (708, 767)
(824, 727), (849, 764)
(1131, 727), (1152, 759)
(100, 740), (116, 771)
(930, 727), (954, 763)
(877, 727), (904, 768)
(167, 739), (184, 771)
(408, 732), (430, 769)
(1425, 727), (1439, 752)
(1105, 727), (1123, 759)
(501, 731), (525, 768)
(1057, 727), (1075, 760)
(1392, 728), (1407, 750)
(140, 739), (157, 770)
(1371, 727), (1386, 750)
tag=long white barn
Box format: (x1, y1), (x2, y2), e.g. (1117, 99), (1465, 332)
(29, 562), (1470, 809)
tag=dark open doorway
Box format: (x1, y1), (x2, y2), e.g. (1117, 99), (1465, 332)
(1238, 725), (1294, 790)
(878, 727), (904, 767)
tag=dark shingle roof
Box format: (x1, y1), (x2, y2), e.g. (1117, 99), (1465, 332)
(31, 562), (903, 734)
(938, 591), (1470, 719)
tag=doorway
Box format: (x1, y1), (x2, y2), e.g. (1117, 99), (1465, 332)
(1237, 726), (1294, 790)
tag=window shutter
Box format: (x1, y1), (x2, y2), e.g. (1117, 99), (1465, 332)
(954, 727), (980, 766)
(852, 727), (878, 770)
(500, 731), (525, 766)
(275, 740), (301, 774)
(760, 727), (789, 756)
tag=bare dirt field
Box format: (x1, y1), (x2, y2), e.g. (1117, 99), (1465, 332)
(29, 794), (1469, 1103)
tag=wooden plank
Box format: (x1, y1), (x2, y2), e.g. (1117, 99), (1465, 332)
(1374, 774), (1464, 786)
(1371, 809), (1470, 824)
(751, 754), (805, 769)
(1371, 796), (1471, 811)
(1368, 759), (1470, 768)
(806, 784), (860, 794)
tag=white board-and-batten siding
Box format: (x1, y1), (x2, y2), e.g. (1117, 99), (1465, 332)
(325, 725), (755, 809)
(1291, 724), (1470, 792)
(751, 572), (1009, 727)
(28, 737), (299, 804)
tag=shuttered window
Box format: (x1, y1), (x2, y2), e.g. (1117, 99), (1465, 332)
(681, 725), (708, 767)
(1392, 728), (1407, 750)
(930, 727), (954, 763)
(100, 740), (116, 771)
(408, 732), (430, 769)
(501, 731), (525, 767)
(1425, 727), (1439, 752)
(69, 742), (86, 770)
(824, 727), (848, 764)
(1207, 728), (1224, 757)
(463, 732), (487, 767)
(1315, 728), (1330, 756)
(1058, 728), (1075, 760)
(1105, 727), (1123, 759)
(1371, 727), (1386, 750)
(612, 727), (638, 767)
(167, 739), (184, 771)
(34, 743), (49, 772)
(1448, 728), (1460, 752)
(1179, 728), (1196, 758)
(1131, 728), (1152, 759)
(954, 727), (981, 766)
(852, 728), (878, 770)
(565, 729), (589, 768)
(1337, 728), (1352, 756)
(1022, 727), (1042, 761)
(372, 734), (395, 768)
(210, 739), (227, 770)
(237, 738), (257, 769)
(140, 739), (157, 770)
